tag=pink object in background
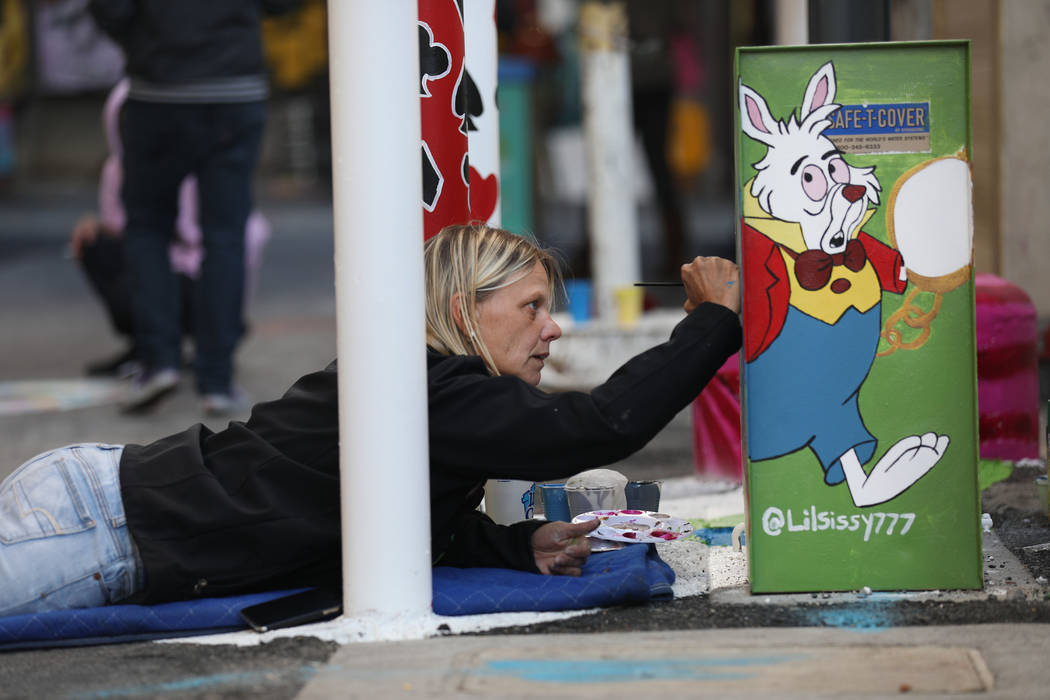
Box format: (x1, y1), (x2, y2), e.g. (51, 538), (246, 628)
(691, 352), (742, 481)
(975, 273), (1040, 461)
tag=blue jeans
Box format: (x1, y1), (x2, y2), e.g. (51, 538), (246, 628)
(121, 99), (266, 394)
(0, 444), (144, 617)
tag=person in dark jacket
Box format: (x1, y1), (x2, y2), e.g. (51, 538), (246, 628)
(0, 224), (741, 616)
(87, 0), (297, 414)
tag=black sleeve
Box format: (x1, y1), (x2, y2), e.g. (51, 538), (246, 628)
(88, 0), (136, 42)
(428, 302), (742, 482)
(436, 510), (545, 572)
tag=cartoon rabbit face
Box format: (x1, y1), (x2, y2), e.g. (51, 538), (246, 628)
(739, 62), (881, 254)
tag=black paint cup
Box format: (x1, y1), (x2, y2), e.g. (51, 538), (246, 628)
(625, 480), (661, 512)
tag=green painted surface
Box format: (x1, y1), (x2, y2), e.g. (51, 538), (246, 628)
(736, 42), (981, 592)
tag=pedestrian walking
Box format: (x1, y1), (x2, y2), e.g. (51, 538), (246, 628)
(70, 79), (271, 382)
(88, 0), (295, 414)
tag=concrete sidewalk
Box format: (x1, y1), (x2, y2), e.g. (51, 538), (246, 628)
(299, 625), (1049, 699)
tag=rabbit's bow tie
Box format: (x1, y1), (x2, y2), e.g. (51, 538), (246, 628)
(790, 239), (867, 292)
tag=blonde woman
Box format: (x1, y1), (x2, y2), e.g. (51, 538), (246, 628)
(0, 224), (740, 615)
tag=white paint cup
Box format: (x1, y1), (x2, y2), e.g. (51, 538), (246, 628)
(565, 485), (626, 519)
(484, 479), (536, 524)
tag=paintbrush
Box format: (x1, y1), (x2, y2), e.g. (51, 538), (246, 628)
(634, 281), (737, 288)
(632, 282), (684, 287)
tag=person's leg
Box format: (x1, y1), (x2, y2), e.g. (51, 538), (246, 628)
(192, 101), (266, 400)
(78, 235), (141, 376)
(177, 271), (196, 368)
(121, 101), (188, 381)
(78, 234), (134, 338)
(0, 444), (145, 617)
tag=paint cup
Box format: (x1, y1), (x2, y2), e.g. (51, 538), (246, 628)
(565, 485), (626, 519)
(625, 479), (662, 512)
(484, 479), (536, 524)
(538, 483), (571, 522)
(614, 286), (644, 327)
(564, 279), (593, 323)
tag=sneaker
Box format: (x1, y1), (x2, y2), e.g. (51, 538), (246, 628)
(120, 368), (180, 413)
(201, 386), (251, 417)
(86, 346), (142, 378)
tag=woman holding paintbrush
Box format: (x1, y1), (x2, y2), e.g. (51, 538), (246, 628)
(0, 224), (740, 615)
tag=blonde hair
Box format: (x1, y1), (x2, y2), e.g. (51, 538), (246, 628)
(424, 223), (561, 375)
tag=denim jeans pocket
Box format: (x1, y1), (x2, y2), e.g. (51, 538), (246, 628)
(73, 445), (127, 530)
(0, 457), (95, 544)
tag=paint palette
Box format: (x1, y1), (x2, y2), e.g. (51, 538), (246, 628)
(572, 510), (694, 544)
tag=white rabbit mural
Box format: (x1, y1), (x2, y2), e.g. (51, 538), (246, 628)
(738, 61), (969, 508)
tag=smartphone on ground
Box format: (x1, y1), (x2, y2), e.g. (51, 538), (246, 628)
(239, 588), (343, 633)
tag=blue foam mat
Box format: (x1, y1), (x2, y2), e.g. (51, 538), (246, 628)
(0, 589), (299, 651)
(0, 544), (673, 650)
(433, 542), (674, 616)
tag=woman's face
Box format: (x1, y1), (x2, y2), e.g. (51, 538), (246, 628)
(475, 261), (562, 385)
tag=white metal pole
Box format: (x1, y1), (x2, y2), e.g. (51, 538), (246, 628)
(328, 1), (431, 617)
(579, 0), (641, 319)
(464, 0), (501, 226)
(774, 0), (809, 45)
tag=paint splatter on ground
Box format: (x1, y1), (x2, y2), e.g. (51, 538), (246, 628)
(0, 379), (124, 416)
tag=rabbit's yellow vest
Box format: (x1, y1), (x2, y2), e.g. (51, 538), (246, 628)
(742, 180), (883, 324)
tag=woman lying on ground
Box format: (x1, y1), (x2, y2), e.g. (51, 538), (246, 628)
(0, 223), (741, 616)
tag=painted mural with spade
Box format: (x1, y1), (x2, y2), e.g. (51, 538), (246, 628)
(418, 0), (500, 239)
(736, 43), (981, 592)
(419, 0), (467, 239)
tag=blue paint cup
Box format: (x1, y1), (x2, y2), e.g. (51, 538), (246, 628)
(625, 480), (661, 512)
(539, 482), (571, 522)
(564, 279), (593, 323)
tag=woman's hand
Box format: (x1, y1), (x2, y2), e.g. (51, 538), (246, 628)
(530, 518), (600, 576)
(681, 256), (740, 314)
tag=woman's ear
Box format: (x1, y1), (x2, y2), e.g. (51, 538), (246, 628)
(450, 292), (470, 336)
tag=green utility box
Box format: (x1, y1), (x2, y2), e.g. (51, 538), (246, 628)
(736, 41), (981, 592)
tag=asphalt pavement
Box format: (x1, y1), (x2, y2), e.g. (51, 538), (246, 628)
(2, 183), (1050, 699)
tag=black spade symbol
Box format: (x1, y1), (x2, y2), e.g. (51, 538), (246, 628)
(453, 68), (483, 133)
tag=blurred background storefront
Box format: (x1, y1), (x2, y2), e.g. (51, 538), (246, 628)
(2, 0), (1049, 320)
